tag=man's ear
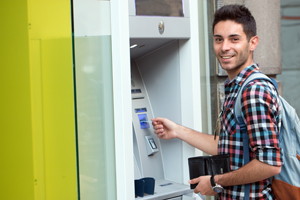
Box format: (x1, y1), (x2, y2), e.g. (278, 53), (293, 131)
(249, 35), (259, 51)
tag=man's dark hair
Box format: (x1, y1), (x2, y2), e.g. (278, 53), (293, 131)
(212, 4), (256, 41)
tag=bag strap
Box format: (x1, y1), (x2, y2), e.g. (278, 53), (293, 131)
(234, 72), (276, 119)
(234, 71), (277, 200)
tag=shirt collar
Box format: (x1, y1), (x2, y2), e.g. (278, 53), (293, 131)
(224, 63), (260, 86)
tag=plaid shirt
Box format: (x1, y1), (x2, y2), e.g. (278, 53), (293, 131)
(218, 64), (282, 200)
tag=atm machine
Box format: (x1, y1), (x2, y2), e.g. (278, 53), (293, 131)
(129, 0), (202, 199)
(131, 58), (192, 200)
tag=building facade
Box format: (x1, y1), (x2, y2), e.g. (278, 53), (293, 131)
(1, 0), (298, 200)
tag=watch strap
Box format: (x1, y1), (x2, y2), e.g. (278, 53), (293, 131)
(210, 175), (216, 187)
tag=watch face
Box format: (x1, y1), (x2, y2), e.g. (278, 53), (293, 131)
(213, 186), (224, 193)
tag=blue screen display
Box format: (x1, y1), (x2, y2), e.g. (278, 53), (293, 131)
(131, 89), (142, 94)
(135, 107), (147, 113)
(138, 114), (150, 129)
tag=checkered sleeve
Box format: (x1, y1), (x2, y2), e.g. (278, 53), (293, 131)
(241, 80), (283, 166)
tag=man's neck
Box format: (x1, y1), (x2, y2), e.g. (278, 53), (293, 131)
(227, 61), (254, 81)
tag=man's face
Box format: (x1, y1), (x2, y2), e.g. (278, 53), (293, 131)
(213, 20), (254, 79)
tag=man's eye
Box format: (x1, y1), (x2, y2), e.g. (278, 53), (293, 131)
(232, 38), (239, 41)
(215, 38), (222, 42)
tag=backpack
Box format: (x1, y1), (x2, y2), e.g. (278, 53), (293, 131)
(234, 72), (300, 200)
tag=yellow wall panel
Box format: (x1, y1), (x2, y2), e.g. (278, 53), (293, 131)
(28, 0), (78, 200)
(0, 0), (78, 199)
(28, 0), (73, 39)
(40, 38), (77, 200)
(30, 39), (47, 200)
(0, 1), (35, 200)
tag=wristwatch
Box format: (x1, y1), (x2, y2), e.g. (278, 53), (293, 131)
(210, 175), (224, 193)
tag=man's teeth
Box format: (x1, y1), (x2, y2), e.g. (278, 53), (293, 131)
(222, 56), (232, 59)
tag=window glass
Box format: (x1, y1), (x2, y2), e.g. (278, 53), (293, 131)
(72, 1), (116, 199)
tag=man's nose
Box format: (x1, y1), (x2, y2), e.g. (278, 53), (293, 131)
(221, 40), (230, 52)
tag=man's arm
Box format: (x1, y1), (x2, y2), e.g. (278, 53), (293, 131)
(190, 159), (281, 195)
(215, 159), (281, 186)
(152, 117), (219, 155)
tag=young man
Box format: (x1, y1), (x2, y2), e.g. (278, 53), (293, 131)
(152, 4), (282, 200)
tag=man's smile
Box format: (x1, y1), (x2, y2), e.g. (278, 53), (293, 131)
(220, 54), (235, 62)
(221, 56), (234, 59)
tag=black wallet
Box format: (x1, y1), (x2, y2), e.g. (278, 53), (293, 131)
(188, 154), (231, 189)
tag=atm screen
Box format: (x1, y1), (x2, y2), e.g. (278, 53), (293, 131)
(138, 114), (150, 129)
(135, 0), (184, 17)
(135, 107), (147, 113)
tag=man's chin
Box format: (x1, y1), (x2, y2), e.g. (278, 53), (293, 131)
(219, 62), (234, 70)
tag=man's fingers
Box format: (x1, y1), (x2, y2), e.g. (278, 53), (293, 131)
(155, 129), (165, 135)
(189, 177), (201, 184)
(157, 133), (164, 138)
(154, 124), (164, 130)
(151, 121), (157, 126)
(152, 122), (164, 130)
(151, 118), (164, 125)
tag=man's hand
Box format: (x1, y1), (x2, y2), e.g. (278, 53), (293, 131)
(189, 175), (217, 196)
(152, 117), (219, 155)
(151, 117), (178, 140)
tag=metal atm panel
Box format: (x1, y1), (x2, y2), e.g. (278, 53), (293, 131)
(131, 41), (192, 199)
